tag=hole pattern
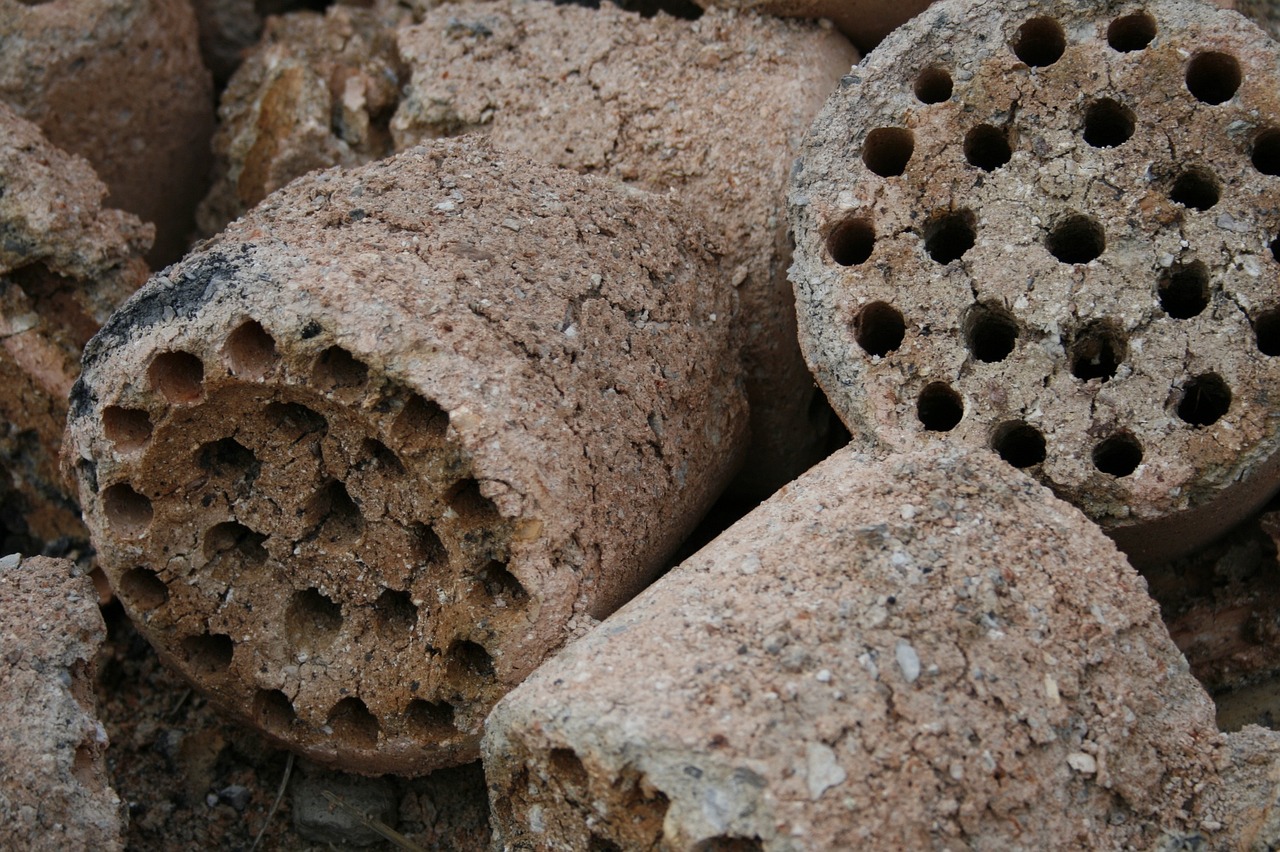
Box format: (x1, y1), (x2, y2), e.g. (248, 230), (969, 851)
(204, 521), (268, 568)
(405, 699), (455, 737)
(1253, 130), (1280, 176)
(1013, 17), (1066, 67)
(1186, 51), (1242, 105)
(1177, 374), (1231, 427)
(120, 567), (168, 611)
(854, 302), (905, 357)
(826, 217), (875, 266)
(550, 748), (589, 789)
(286, 588), (343, 651)
(1047, 214), (1104, 264)
(224, 320), (277, 379)
(1083, 98), (1135, 148)
(1093, 434), (1143, 477)
(448, 640), (495, 680)
(327, 697), (379, 748)
(1069, 321), (1127, 382)
(253, 689), (297, 730)
(964, 303), (1017, 363)
(148, 352), (205, 403)
(102, 407), (152, 452)
(374, 589), (417, 637)
(923, 212), (976, 265)
(313, 345), (368, 392)
(1158, 262), (1210, 319)
(992, 422), (1047, 469)
(914, 66), (952, 104)
(1254, 310), (1280, 356)
(477, 561), (527, 602)
(916, 383), (963, 432)
(182, 633), (234, 674)
(1107, 12), (1156, 52)
(103, 484), (153, 538)
(964, 125), (1012, 171)
(393, 394), (449, 454)
(197, 438), (259, 481)
(862, 128), (914, 177)
(1170, 168), (1220, 210)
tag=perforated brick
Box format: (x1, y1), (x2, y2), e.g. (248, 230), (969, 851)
(65, 138), (748, 775)
(790, 0), (1280, 565)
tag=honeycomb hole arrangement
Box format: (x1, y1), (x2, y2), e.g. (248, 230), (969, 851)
(79, 316), (529, 774)
(790, 0), (1280, 565)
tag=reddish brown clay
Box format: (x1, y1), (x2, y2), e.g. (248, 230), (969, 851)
(0, 0), (214, 263)
(790, 0), (1280, 566)
(65, 138), (748, 775)
(484, 445), (1227, 849)
(0, 555), (123, 851)
(0, 104), (150, 552)
(202, 0), (858, 499)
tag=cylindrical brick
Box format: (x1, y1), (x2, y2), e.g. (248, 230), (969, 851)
(0, 103), (151, 553)
(789, 0), (1280, 565)
(0, 0), (214, 263)
(65, 138), (748, 775)
(484, 444), (1226, 849)
(202, 0), (858, 499)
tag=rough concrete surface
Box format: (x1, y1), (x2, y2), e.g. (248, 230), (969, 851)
(0, 555), (123, 850)
(0, 0), (214, 263)
(484, 445), (1226, 850)
(0, 103), (151, 553)
(66, 137), (748, 775)
(790, 0), (1280, 566)
(202, 0), (856, 498)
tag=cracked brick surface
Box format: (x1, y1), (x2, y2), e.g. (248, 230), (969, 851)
(484, 444), (1227, 850)
(65, 137), (748, 775)
(202, 0), (857, 499)
(0, 103), (151, 552)
(0, 0), (213, 263)
(790, 0), (1280, 566)
(0, 555), (123, 851)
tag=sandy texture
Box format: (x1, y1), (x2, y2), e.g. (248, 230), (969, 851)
(690, 0), (932, 53)
(66, 137), (747, 775)
(485, 444), (1227, 849)
(0, 103), (151, 553)
(1218, 0), (1280, 38)
(196, 4), (410, 234)
(202, 1), (856, 499)
(0, 555), (122, 851)
(0, 0), (213, 263)
(790, 0), (1280, 566)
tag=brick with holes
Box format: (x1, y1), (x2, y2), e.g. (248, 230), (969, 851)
(483, 445), (1228, 849)
(0, 555), (123, 850)
(0, 103), (151, 554)
(64, 137), (748, 775)
(0, 0), (213, 264)
(789, 0), (1280, 565)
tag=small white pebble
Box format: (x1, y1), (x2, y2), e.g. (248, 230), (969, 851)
(816, 669), (832, 683)
(900, 504), (917, 520)
(1067, 752), (1097, 774)
(896, 640), (921, 684)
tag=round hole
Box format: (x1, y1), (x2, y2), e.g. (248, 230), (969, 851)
(303, 480), (363, 542)
(1186, 52), (1241, 105)
(550, 748), (589, 789)
(1093, 434), (1143, 477)
(253, 689), (297, 731)
(1083, 98), (1136, 148)
(992, 421), (1046, 468)
(924, 211), (976, 265)
(1177, 373), (1231, 427)
(916, 383), (963, 432)
(119, 566), (168, 611)
(203, 521), (268, 564)
(1170, 168), (1220, 211)
(101, 406), (152, 452)
(1013, 17), (1066, 67)
(478, 560), (528, 602)
(327, 697), (379, 748)
(1158, 261), (1210, 319)
(964, 303), (1018, 362)
(1107, 12), (1156, 52)
(1254, 309), (1280, 356)
(1271, 237), (1280, 264)
(1068, 320), (1127, 382)
(410, 522), (447, 566)
(360, 438), (405, 475)
(447, 639), (495, 680)
(263, 401), (327, 441)
(1047, 214), (1104, 264)
(406, 700), (456, 738)
(914, 66), (953, 104)
(1252, 129), (1280, 176)
(826, 217), (875, 266)
(223, 320), (277, 379)
(285, 588), (343, 650)
(313, 345), (368, 392)
(197, 437), (259, 480)
(392, 394), (448, 454)
(147, 351), (204, 403)
(862, 128), (914, 178)
(448, 479), (500, 523)
(374, 589), (417, 638)
(853, 302), (905, 357)
(102, 484), (153, 537)
(964, 125), (1012, 171)
(181, 633), (234, 675)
